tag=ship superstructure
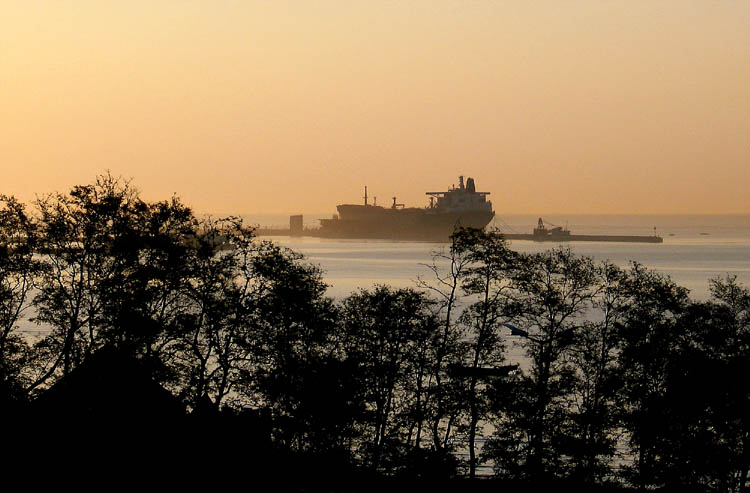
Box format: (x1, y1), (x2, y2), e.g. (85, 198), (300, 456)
(318, 176), (494, 240)
(426, 176), (493, 214)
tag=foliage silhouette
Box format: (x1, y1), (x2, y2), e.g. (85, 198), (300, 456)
(485, 247), (601, 481)
(1, 176), (750, 491)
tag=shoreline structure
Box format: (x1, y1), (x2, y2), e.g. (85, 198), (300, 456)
(254, 214), (664, 244)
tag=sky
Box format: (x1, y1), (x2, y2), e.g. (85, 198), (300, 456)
(2, 1), (749, 215)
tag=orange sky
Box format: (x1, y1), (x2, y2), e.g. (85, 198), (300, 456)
(2, 1), (749, 214)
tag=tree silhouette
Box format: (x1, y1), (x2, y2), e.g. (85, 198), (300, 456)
(29, 174), (145, 389)
(616, 263), (690, 490)
(707, 275), (750, 492)
(5, 174), (750, 488)
(452, 227), (517, 479)
(0, 195), (41, 401)
(565, 261), (629, 483)
(340, 285), (449, 475)
(486, 247), (600, 481)
(416, 229), (475, 455)
(244, 240), (341, 454)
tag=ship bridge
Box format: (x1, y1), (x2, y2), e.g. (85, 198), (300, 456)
(426, 176), (492, 213)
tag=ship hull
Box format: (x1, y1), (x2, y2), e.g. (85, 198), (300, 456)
(319, 208), (495, 241)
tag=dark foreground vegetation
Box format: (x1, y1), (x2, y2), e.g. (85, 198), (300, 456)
(1, 174), (748, 491)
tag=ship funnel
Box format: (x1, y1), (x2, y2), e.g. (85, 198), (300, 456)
(459, 176), (464, 190)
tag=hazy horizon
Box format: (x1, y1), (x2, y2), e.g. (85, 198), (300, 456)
(3, 1), (749, 215)
(224, 211), (750, 218)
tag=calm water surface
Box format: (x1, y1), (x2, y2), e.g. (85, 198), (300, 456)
(258, 214), (750, 300)
(18, 215), (749, 339)
(259, 214), (750, 474)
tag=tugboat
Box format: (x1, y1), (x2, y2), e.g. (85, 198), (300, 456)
(318, 176), (495, 241)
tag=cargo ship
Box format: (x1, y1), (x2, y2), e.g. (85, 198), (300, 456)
(253, 178), (663, 244)
(317, 176), (495, 241)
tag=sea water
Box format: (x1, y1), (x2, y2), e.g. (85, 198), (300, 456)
(253, 214), (750, 300)
(16, 215), (749, 339)
(254, 214), (749, 475)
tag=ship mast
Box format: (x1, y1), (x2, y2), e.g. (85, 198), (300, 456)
(363, 186), (368, 206)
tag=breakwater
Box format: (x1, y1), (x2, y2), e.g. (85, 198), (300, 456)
(253, 215), (664, 244)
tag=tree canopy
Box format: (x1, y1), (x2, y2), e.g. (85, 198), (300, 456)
(1, 176), (748, 491)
